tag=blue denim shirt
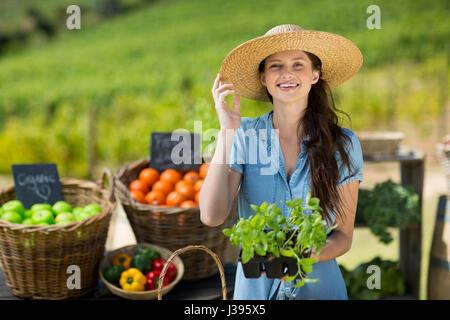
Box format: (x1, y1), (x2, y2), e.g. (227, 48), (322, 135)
(228, 110), (364, 300)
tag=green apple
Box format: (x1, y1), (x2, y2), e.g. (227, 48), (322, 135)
(74, 210), (92, 221)
(55, 212), (75, 224)
(53, 201), (72, 215)
(1, 210), (23, 224)
(24, 209), (33, 219)
(84, 204), (102, 215)
(22, 218), (33, 225)
(73, 207), (85, 215)
(55, 219), (76, 224)
(2, 200), (25, 218)
(31, 209), (55, 225)
(55, 218), (76, 224)
(31, 203), (53, 213)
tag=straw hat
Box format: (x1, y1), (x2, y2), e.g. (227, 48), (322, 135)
(219, 24), (363, 102)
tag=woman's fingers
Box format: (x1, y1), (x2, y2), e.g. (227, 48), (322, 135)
(212, 73), (221, 92)
(215, 83), (234, 97)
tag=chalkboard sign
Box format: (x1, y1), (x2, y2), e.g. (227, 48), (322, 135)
(11, 163), (64, 209)
(150, 132), (202, 171)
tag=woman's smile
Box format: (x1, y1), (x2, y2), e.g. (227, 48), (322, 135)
(277, 82), (300, 92)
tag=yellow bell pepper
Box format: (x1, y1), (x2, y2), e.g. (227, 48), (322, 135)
(119, 268), (146, 291)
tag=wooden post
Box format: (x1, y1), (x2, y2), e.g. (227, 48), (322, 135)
(400, 155), (425, 299)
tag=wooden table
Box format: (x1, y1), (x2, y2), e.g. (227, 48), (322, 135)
(0, 263), (237, 300)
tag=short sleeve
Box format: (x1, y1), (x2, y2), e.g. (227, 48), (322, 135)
(337, 130), (364, 188)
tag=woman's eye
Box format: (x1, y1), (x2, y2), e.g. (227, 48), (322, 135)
(295, 63), (303, 67)
(270, 64), (280, 68)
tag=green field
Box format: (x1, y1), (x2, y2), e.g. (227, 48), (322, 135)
(0, 0), (448, 178)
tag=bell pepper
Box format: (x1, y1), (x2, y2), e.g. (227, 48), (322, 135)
(102, 265), (125, 285)
(131, 254), (152, 274)
(119, 268), (146, 291)
(112, 253), (132, 269)
(146, 270), (169, 291)
(137, 246), (161, 261)
(152, 258), (177, 282)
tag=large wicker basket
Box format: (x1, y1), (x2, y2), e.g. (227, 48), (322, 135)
(0, 168), (116, 299)
(114, 158), (238, 281)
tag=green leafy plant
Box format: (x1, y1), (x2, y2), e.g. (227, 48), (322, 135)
(339, 257), (406, 300)
(355, 179), (420, 244)
(223, 192), (336, 287)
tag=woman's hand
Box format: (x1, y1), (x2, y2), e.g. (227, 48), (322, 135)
(212, 73), (241, 130)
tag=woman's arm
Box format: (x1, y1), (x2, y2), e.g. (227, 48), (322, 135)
(311, 180), (360, 262)
(199, 129), (242, 226)
(199, 74), (242, 227)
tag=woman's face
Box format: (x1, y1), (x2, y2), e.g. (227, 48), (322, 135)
(260, 50), (320, 104)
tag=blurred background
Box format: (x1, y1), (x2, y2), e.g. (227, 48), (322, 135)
(0, 0), (448, 299)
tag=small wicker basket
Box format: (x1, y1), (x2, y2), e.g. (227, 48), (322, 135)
(357, 131), (404, 157)
(114, 157), (238, 281)
(99, 243), (184, 300)
(0, 168), (116, 300)
(157, 245), (227, 300)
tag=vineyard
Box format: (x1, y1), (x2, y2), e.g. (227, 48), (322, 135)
(0, 0), (448, 178)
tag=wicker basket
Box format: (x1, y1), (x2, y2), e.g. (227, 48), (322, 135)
(0, 168), (116, 300)
(99, 243), (184, 300)
(357, 131), (404, 157)
(114, 157), (238, 281)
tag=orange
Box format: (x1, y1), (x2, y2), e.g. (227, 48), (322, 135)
(152, 180), (173, 195)
(165, 191), (187, 207)
(183, 170), (200, 184)
(130, 190), (146, 204)
(193, 179), (203, 192)
(145, 190), (165, 206)
(195, 191), (200, 204)
(160, 169), (182, 185)
(129, 179), (149, 195)
(176, 183), (195, 200)
(139, 168), (160, 188)
(180, 200), (196, 208)
(199, 163), (210, 179)
(175, 180), (192, 191)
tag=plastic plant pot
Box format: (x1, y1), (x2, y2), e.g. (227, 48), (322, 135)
(238, 249), (309, 280)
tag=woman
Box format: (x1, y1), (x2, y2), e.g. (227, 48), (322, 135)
(199, 24), (364, 300)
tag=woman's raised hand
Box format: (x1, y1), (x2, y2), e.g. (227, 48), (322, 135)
(212, 73), (241, 131)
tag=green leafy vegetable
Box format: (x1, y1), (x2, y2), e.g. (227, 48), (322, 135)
(339, 257), (406, 299)
(355, 179), (421, 244)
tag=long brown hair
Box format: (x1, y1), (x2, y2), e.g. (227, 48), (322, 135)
(258, 51), (355, 226)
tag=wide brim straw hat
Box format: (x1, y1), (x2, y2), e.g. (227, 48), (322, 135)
(219, 24), (363, 102)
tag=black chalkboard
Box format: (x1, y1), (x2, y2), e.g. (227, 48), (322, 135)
(149, 132), (202, 171)
(11, 163), (64, 209)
